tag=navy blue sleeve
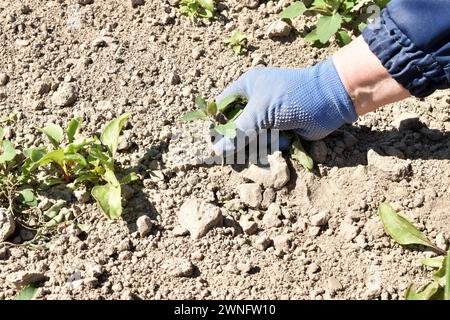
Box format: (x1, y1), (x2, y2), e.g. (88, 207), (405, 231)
(362, 0), (450, 97)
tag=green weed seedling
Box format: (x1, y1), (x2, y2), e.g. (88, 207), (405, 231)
(279, 0), (390, 46)
(225, 30), (248, 55)
(378, 203), (450, 300)
(182, 95), (247, 139)
(289, 132), (314, 171)
(24, 114), (138, 219)
(179, 0), (215, 20)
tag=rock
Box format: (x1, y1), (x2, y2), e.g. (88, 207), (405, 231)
(7, 271), (46, 288)
(367, 149), (411, 180)
(327, 277), (343, 293)
(261, 188), (275, 209)
(78, 0), (94, 5)
(192, 47), (204, 60)
(172, 225), (189, 237)
(392, 113), (421, 131)
(239, 217), (258, 235)
(0, 73), (10, 86)
(191, 251), (204, 261)
(435, 233), (447, 251)
(309, 226), (321, 237)
(34, 80), (51, 96)
(236, 262), (252, 274)
(242, 151), (290, 190)
(86, 264), (103, 278)
(130, 0), (145, 8)
(51, 83), (78, 107)
(339, 222), (360, 241)
(238, 183), (262, 208)
(273, 234), (291, 252)
(262, 203), (282, 228)
(169, 72), (181, 85)
(310, 211), (329, 226)
(253, 236), (271, 251)
(0, 208), (15, 241)
(223, 199), (244, 212)
(307, 263), (320, 274)
(136, 215), (153, 237)
(163, 258), (194, 277)
(117, 239), (132, 252)
(178, 198), (223, 239)
(267, 20), (292, 37)
(243, 0), (259, 9)
(309, 141), (328, 163)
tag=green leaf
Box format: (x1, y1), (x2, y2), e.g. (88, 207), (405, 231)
(290, 138), (314, 171)
(64, 153), (87, 168)
(315, 13), (342, 44)
(336, 30), (352, 45)
(227, 108), (243, 121)
(358, 22), (367, 33)
(195, 96), (207, 109)
(0, 127), (3, 141)
(182, 109), (208, 122)
(445, 251), (450, 300)
(217, 95), (241, 112)
(422, 257), (445, 268)
(378, 203), (435, 248)
(198, 0), (214, 12)
(67, 118), (82, 143)
(91, 183), (122, 219)
(215, 121), (237, 139)
(18, 189), (37, 207)
(39, 123), (64, 148)
(43, 200), (66, 221)
(0, 140), (16, 163)
(304, 29), (320, 43)
(207, 101), (217, 116)
(65, 137), (95, 154)
(279, 1), (307, 19)
(120, 172), (139, 185)
(405, 282), (440, 300)
(100, 113), (130, 156)
(14, 285), (38, 300)
(38, 149), (65, 168)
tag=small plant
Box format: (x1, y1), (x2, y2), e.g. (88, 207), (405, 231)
(24, 115), (138, 219)
(289, 132), (314, 171)
(225, 30), (248, 55)
(14, 285), (38, 300)
(378, 203), (450, 300)
(279, 0), (390, 46)
(179, 0), (215, 20)
(182, 95), (247, 139)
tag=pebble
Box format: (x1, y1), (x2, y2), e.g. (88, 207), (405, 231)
(0, 73), (9, 86)
(238, 183), (262, 208)
(339, 222), (360, 241)
(310, 211), (329, 226)
(7, 271), (46, 288)
(0, 208), (15, 242)
(163, 258), (194, 277)
(178, 198), (223, 239)
(51, 83), (78, 107)
(272, 234), (291, 252)
(262, 203), (282, 228)
(241, 152), (290, 190)
(392, 113), (421, 131)
(239, 217), (258, 235)
(327, 277), (343, 293)
(367, 149), (411, 180)
(252, 236), (271, 251)
(307, 263), (320, 274)
(267, 20), (292, 37)
(261, 188), (276, 209)
(136, 215), (153, 237)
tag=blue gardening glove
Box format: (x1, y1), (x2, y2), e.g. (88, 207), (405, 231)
(213, 58), (358, 155)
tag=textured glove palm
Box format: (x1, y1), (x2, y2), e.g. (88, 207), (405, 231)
(213, 58), (358, 154)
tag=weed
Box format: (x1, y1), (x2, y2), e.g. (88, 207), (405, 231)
(378, 203), (449, 300)
(279, 0), (390, 46)
(225, 30), (248, 55)
(179, 0), (215, 21)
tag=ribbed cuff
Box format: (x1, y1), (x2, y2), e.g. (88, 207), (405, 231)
(362, 9), (449, 98)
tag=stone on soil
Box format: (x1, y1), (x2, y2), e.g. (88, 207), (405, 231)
(178, 198), (223, 239)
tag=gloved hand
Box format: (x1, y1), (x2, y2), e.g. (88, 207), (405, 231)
(213, 58), (358, 155)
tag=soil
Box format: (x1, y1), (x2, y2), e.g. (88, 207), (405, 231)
(0, 0), (449, 300)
